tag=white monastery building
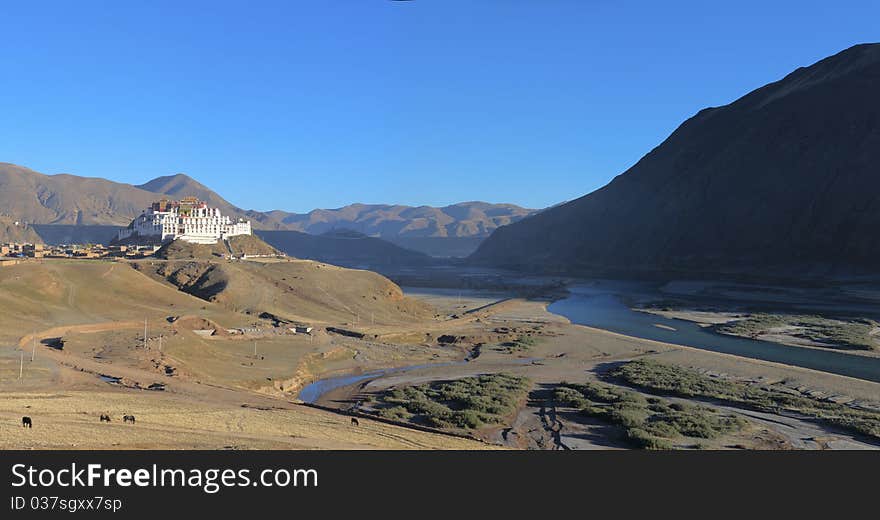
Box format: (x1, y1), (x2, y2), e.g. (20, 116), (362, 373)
(117, 197), (252, 245)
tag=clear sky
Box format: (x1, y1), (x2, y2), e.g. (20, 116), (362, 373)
(0, 1), (877, 213)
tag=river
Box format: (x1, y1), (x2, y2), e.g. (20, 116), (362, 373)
(548, 284), (880, 384)
(298, 283), (880, 403)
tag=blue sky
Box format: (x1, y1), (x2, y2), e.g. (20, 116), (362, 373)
(0, 1), (877, 212)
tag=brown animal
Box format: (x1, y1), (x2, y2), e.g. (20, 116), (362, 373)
(21, 416), (32, 428)
(350, 417), (359, 426)
(100, 414), (111, 423)
(123, 415), (136, 424)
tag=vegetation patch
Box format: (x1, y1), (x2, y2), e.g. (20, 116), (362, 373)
(554, 381), (745, 449)
(713, 313), (877, 350)
(370, 373), (530, 430)
(613, 360), (880, 440)
(495, 334), (539, 354)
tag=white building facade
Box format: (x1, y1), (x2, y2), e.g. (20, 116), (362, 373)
(117, 197), (252, 245)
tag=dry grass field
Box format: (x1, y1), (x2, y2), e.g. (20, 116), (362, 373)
(0, 258), (487, 449)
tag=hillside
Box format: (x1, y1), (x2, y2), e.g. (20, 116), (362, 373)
(255, 229), (432, 268)
(386, 236), (486, 258)
(155, 234), (282, 260)
(472, 43), (880, 279)
(266, 201), (535, 238)
(0, 215), (43, 244)
(145, 258), (433, 325)
(0, 261), (245, 345)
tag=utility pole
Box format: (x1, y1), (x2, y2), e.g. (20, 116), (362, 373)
(144, 318), (148, 349)
(253, 341), (257, 358)
(19, 351), (23, 379)
(31, 331), (36, 362)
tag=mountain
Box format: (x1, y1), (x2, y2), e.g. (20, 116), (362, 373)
(136, 173), (224, 202)
(266, 202), (535, 238)
(0, 163), (530, 247)
(255, 229), (432, 269)
(471, 43), (880, 278)
(31, 225), (124, 246)
(136, 174), (284, 230)
(0, 164), (281, 229)
(0, 163), (157, 226)
(384, 236), (486, 258)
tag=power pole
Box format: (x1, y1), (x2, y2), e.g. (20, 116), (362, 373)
(253, 341), (257, 358)
(144, 318), (148, 349)
(19, 351), (23, 379)
(31, 331), (36, 362)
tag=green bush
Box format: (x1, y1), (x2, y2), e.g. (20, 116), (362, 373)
(626, 428), (673, 450)
(613, 359), (880, 440)
(552, 378), (748, 449)
(369, 373), (530, 431)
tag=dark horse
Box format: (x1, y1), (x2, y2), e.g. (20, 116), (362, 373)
(350, 417), (359, 426)
(22, 417), (32, 428)
(100, 414), (111, 423)
(123, 415), (136, 424)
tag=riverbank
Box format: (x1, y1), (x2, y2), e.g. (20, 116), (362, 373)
(297, 287), (880, 449)
(548, 284), (880, 383)
(636, 306), (880, 358)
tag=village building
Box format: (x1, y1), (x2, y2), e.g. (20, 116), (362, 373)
(116, 197), (252, 245)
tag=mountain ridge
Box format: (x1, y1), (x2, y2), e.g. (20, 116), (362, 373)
(266, 201), (535, 238)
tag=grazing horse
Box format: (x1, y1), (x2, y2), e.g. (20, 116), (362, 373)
(350, 417), (359, 426)
(100, 414), (111, 423)
(123, 415), (136, 424)
(22, 417), (32, 428)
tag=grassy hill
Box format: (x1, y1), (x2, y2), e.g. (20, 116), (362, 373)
(146, 258), (432, 325)
(0, 252), (432, 347)
(0, 260), (242, 344)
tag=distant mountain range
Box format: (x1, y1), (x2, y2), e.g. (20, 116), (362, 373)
(0, 163), (533, 242)
(265, 202), (535, 238)
(472, 43), (880, 279)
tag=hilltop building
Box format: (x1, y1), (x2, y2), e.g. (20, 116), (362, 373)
(116, 197), (252, 245)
